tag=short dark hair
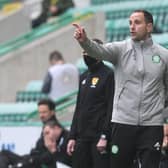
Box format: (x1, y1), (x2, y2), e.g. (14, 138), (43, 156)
(38, 98), (56, 111)
(44, 120), (63, 129)
(132, 9), (153, 24)
(49, 50), (64, 62)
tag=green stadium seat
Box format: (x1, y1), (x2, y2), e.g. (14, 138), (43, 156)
(0, 102), (37, 122)
(91, 0), (147, 5)
(0, 89), (78, 123)
(76, 58), (88, 74)
(0, 10), (93, 56)
(0, 0), (12, 9)
(16, 80), (47, 102)
(105, 19), (129, 41)
(25, 80), (43, 91)
(16, 91), (48, 102)
(152, 33), (168, 46)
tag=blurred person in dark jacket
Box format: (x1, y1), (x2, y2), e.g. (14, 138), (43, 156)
(0, 99), (70, 168)
(67, 39), (115, 168)
(32, 0), (74, 28)
(43, 120), (72, 167)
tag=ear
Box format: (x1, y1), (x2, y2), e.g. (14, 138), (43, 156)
(147, 23), (153, 33)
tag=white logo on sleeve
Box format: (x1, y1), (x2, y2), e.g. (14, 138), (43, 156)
(82, 79), (86, 85)
(154, 142), (161, 151)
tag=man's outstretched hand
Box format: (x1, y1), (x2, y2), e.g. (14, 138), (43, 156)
(73, 23), (87, 42)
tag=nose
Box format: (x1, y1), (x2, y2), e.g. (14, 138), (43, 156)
(129, 22), (135, 31)
(130, 24), (134, 30)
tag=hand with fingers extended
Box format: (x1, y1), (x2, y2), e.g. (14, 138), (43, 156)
(73, 23), (87, 42)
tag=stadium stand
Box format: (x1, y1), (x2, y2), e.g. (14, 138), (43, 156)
(0, 0), (12, 9)
(25, 80), (43, 91)
(15, 80), (46, 103)
(83, 0), (167, 41)
(0, 1), (31, 44)
(0, 9), (93, 56)
(0, 89), (77, 124)
(1, 0), (167, 56)
(16, 91), (47, 102)
(152, 33), (168, 48)
(91, 0), (147, 5)
(105, 18), (129, 41)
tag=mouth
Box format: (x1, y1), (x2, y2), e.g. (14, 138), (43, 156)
(130, 32), (136, 35)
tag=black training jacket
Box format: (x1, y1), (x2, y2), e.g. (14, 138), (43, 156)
(69, 62), (115, 141)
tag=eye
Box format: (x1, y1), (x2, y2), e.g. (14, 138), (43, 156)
(134, 20), (141, 25)
(129, 20), (132, 25)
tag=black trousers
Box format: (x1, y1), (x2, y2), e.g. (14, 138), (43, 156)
(72, 140), (110, 168)
(110, 123), (163, 168)
(159, 151), (168, 168)
(160, 159), (168, 168)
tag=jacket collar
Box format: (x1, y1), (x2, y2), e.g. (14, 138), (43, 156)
(131, 37), (153, 49)
(88, 61), (104, 72)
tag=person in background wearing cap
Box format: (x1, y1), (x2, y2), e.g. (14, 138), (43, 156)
(67, 38), (115, 168)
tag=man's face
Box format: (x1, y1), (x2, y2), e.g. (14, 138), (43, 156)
(82, 51), (98, 67)
(43, 125), (60, 141)
(38, 104), (54, 122)
(129, 12), (152, 41)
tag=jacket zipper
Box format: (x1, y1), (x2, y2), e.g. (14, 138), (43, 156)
(138, 44), (145, 125)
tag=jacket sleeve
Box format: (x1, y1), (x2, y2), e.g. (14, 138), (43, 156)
(80, 38), (125, 65)
(30, 134), (55, 165)
(163, 62), (168, 122)
(41, 72), (52, 94)
(68, 77), (81, 140)
(54, 130), (72, 166)
(100, 70), (115, 140)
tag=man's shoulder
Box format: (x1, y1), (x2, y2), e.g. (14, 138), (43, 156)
(154, 43), (168, 51)
(153, 43), (168, 60)
(106, 38), (132, 54)
(106, 39), (129, 47)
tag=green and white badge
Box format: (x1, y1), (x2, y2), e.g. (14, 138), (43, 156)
(152, 55), (160, 63)
(111, 145), (119, 154)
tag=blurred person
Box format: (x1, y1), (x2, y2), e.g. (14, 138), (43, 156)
(43, 120), (72, 167)
(67, 38), (115, 168)
(72, 9), (168, 168)
(32, 0), (74, 28)
(49, 0), (74, 17)
(160, 124), (168, 168)
(32, 0), (50, 28)
(0, 98), (68, 168)
(41, 50), (79, 100)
